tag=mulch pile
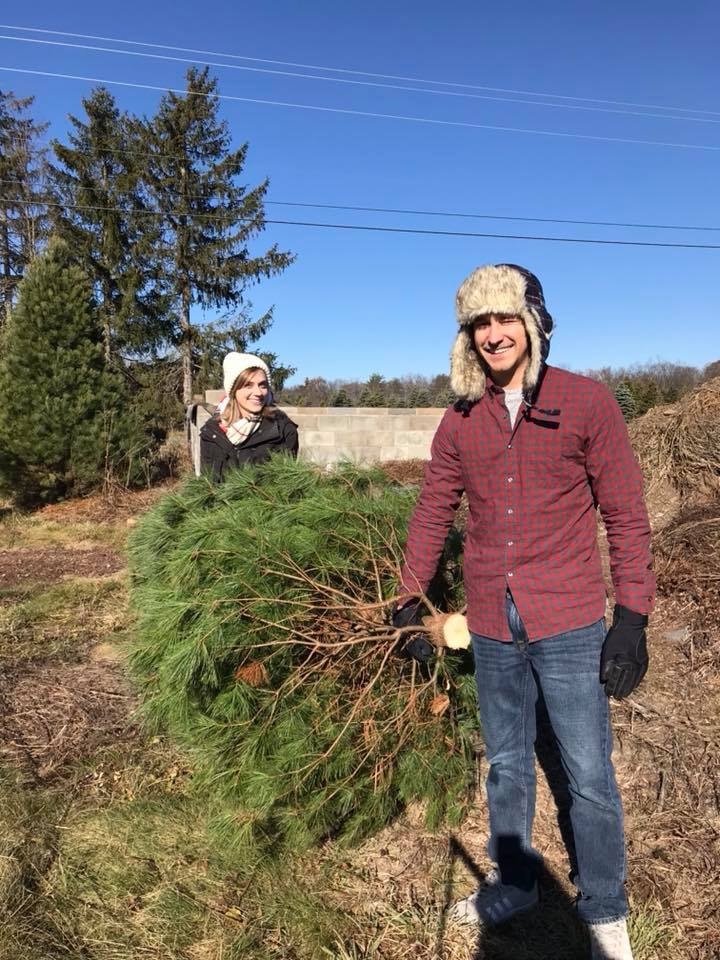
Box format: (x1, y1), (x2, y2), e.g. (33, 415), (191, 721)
(0, 547), (124, 588)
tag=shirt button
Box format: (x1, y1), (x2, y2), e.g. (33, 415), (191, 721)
(507, 508), (514, 515)
(508, 571), (514, 578)
(508, 540), (514, 546)
(507, 443), (512, 449)
(507, 476), (513, 483)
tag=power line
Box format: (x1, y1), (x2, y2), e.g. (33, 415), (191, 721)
(3, 21), (718, 119)
(1, 66), (718, 152)
(2, 178), (718, 233)
(1, 32), (716, 125)
(10, 197), (720, 248)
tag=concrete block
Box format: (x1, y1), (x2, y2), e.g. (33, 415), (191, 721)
(302, 431), (337, 447)
(292, 415), (319, 431)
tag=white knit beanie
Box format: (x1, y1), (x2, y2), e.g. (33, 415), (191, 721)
(222, 352), (271, 396)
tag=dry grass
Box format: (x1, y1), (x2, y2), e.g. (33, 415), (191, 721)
(0, 467), (717, 959)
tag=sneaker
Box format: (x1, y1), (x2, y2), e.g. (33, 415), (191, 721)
(588, 918), (634, 960)
(449, 869), (539, 926)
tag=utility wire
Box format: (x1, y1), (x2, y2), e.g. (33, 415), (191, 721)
(11, 197), (720, 248)
(1, 66), (718, 152)
(2, 178), (717, 233)
(3, 22), (718, 119)
(0, 33), (716, 125)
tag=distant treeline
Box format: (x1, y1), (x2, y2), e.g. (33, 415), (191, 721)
(278, 361), (720, 417)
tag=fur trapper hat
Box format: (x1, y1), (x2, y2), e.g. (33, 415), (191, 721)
(450, 263), (554, 402)
(223, 352), (271, 396)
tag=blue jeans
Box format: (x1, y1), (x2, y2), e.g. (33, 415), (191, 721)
(471, 592), (627, 924)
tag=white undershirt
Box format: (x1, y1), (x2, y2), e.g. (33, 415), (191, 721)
(503, 387), (524, 427)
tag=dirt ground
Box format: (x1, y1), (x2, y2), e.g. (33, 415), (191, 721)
(0, 479), (717, 959)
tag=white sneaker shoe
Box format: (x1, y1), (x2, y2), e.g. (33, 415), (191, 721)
(449, 869), (539, 927)
(587, 918), (634, 960)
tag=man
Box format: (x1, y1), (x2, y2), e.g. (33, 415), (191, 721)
(394, 263), (653, 960)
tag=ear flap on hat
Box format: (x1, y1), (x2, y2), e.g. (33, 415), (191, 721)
(450, 328), (486, 401)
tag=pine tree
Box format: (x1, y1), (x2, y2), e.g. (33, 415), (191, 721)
(613, 382), (637, 422)
(129, 459), (476, 857)
(0, 91), (49, 328)
(358, 372), (386, 407)
(0, 240), (151, 505)
(49, 88), (165, 361)
(142, 68), (294, 403)
(330, 388), (353, 407)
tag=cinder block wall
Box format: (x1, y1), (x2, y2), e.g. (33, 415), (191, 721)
(282, 407), (445, 464)
(203, 391), (444, 464)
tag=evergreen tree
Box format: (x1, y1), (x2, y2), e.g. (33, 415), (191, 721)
(0, 91), (49, 328)
(408, 387), (432, 408)
(0, 240), (151, 505)
(358, 372), (386, 407)
(49, 88), (165, 361)
(330, 388), (353, 407)
(141, 68), (294, 403)
(613, 382), (637, 422)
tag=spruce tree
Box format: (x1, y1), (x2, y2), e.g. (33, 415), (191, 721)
(0, 91), (49, 329)
(330, 388), (353, 407)
(141, 68), (294, 403)
(613, 382), (637, 422)
(0, 240), (150, 504)
(49, 88), (165, 361)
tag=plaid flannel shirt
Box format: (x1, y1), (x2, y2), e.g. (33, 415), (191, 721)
(400, 365), (655, 641)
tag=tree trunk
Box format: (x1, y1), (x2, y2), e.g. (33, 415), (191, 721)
(181, 282), (192, 404)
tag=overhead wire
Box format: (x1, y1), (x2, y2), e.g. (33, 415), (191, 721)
(9, 197), (720, 249)
(2, 22), (718, 118)
(1, 177), (718, 233)
(1, 66), (718, 152)
(0, 33), (716, 124)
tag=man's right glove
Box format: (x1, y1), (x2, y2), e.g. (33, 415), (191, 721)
(600, 604), (649, 700)
(391, 599), (435, 663)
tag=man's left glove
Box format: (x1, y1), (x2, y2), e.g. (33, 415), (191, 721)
(600, 604), (649, 699)
(391, 599), (435, 663)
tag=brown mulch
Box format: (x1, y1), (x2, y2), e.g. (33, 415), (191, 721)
(0, 547), (125, 588)
(36, 482), (178, 525)
(378, 459), (427, 486)
(0, 657), (137, 781)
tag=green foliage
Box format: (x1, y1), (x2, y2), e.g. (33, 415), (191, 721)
(140, 67), (295, 402)
(0, 241), (157, 505)
(613, 381), (638, 422)
(0, 91), (48, 327)
(129, 459), (476, 858)
(49, 87), (168, 359)
(330, 388), (353, 407)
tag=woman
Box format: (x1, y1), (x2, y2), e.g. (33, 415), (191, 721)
(200, 352), (298, 481)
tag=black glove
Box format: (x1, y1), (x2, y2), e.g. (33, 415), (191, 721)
(391, 599), (435, 663)
(600, 604), (649, 700)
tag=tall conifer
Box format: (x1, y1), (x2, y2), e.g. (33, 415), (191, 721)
(0, 91), (48, 329)
(141, 68), (294, 403)
(49, 88), (165, 361)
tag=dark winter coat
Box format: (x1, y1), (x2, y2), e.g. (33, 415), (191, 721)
(199, 409), (299, 481)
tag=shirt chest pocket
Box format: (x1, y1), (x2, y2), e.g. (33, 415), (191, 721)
(522, 422), (586, 487)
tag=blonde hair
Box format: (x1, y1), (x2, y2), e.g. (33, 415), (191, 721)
(221, 366), (275, 424)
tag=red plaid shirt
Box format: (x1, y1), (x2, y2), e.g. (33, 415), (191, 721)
(400, 365), (655, 641)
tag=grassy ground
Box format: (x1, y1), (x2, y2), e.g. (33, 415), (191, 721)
(0, 487), (716, 960)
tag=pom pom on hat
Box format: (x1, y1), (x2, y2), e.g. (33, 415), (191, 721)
(223, 352), (271, 396)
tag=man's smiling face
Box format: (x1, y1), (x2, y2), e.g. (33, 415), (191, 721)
(472, 314), (530, 387)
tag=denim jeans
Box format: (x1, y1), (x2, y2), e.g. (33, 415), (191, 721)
(471, 592), (628, 924)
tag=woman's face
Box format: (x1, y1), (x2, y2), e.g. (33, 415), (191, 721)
(234, 369), (270, 417)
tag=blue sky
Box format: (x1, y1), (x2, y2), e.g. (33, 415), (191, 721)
(1, 1), (718, 385)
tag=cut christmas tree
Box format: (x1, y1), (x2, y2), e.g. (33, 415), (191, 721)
(129, 458), (478, 857)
